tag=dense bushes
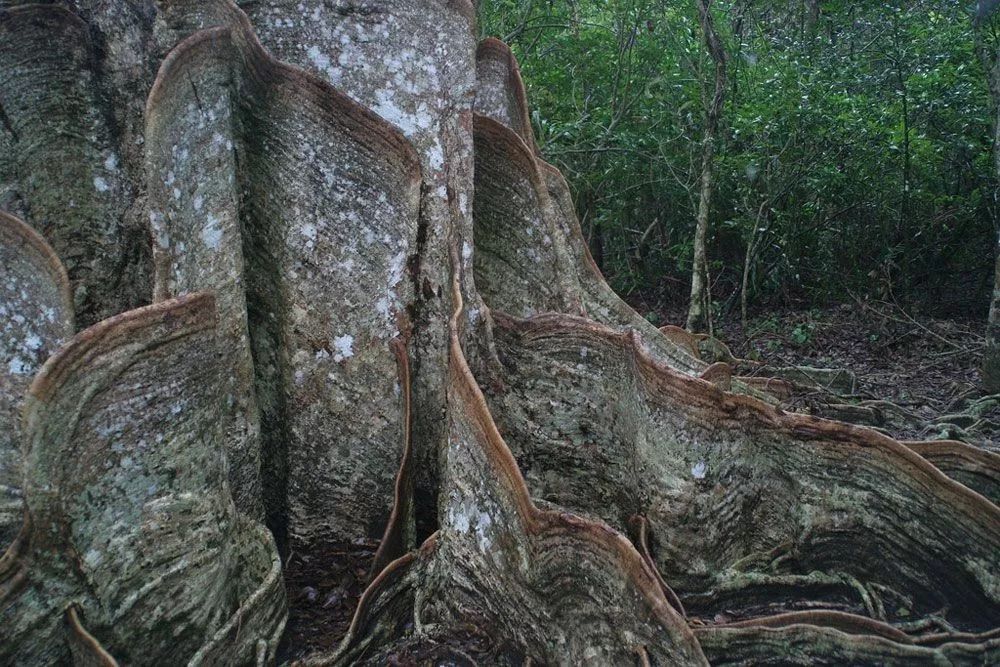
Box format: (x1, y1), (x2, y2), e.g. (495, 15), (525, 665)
(480, 0), (994, 317)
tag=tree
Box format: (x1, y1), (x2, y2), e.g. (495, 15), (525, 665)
(977, 0), (1000, 392)
(687, 0), (728, 334)
(1, 1), (998, 664)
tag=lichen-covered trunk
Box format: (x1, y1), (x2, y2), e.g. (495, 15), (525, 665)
(1, 2), (998, 665)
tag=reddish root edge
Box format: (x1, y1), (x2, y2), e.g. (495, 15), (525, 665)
(904, 439), (1000, 471)
(628, 515), (687, 618)
(636, 644), (652, 667)
(911, 625), (1000, 647)
(337, 534), (441, 653)
(65, 606), (118, 666)
(24, 292), (216, 407)
(708, 610), (913, 644)
(0, 211), (74, 331)
(371, 337), (414, 577)
(476, 37), (538, 153)
(495, 311), (1000, 528)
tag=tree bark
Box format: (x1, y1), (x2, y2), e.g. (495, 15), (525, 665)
(687, 0), (728, 334)
(0, 1), (997, 664)
(976, 3), (1000, 393)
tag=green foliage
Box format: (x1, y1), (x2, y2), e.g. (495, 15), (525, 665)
(480, 0), (994, 316)
(790, 322), (814, 347)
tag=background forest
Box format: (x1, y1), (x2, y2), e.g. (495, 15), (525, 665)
(478, 0), (994, 326)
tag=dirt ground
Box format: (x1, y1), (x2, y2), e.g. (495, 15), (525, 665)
(644, 298), (998, 450)
(277, 538), (379, 662)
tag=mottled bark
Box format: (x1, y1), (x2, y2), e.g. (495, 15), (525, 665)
(0, 212), (73, 550)
(1, 294), (284, 664)
(0, 2), (159, 326)
(0, 1), (997, 665)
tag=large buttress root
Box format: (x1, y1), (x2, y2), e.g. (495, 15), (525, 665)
(329, 270), (709, 665)
(0, 211), (73, 550)
(484, 314), (1000, 630)
(146, 3), (422, 551)
(1, 294), (285, 664)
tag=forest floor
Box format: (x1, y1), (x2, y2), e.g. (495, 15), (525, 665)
(646, 299), (999, 450)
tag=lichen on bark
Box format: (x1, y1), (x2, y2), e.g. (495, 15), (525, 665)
(0, 1), (997, 664)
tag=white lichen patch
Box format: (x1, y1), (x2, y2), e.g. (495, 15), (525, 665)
(7, 356), (31, 375)
(691, 461), (707, 480)
(202, 213), (223, 250)
(93, 176), (110, 192)
(446, 499), (496, 553)
(372, 250), (409, 334)
(332, 334), (354, 362)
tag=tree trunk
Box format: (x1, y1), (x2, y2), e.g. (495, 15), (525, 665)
(687, 0), (727, 335)
(978, 3), (1000, 393)
(0, 1), (998, 665)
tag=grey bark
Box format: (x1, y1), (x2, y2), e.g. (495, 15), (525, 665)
(0, 1), (997, 665)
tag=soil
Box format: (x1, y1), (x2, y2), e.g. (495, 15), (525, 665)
(638, 298), (998, 449)
(277, 538), (379, 663)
